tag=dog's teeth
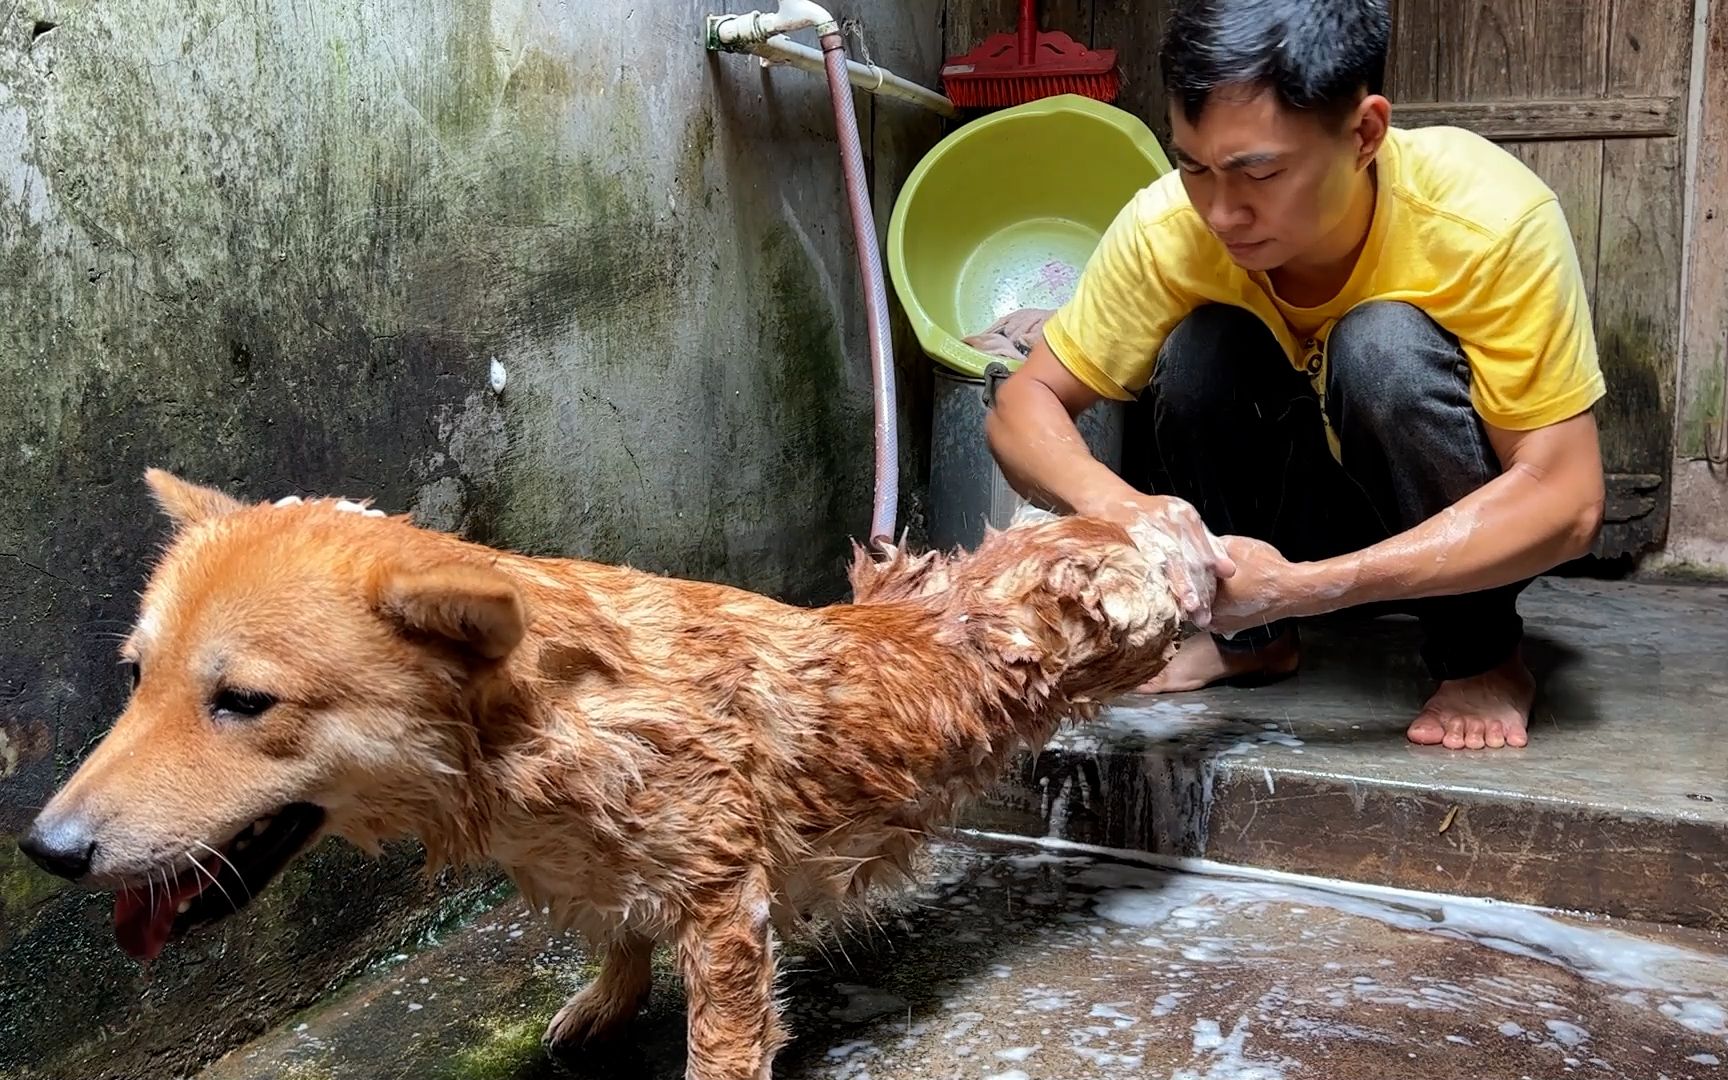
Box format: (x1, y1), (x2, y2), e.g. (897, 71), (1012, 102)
(177, 901), (191, 914)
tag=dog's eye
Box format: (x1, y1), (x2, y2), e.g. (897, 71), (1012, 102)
(212, 688), (277, 719)
(122, 660), (141, 690)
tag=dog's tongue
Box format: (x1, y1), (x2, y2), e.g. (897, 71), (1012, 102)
(114, 863), (216, 961)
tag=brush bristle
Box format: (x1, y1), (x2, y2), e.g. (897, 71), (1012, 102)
(942, 72), (1122, 109)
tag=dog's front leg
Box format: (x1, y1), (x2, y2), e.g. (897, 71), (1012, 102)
(543, 931), (655, 1053)
(677, 869), (784, 1080)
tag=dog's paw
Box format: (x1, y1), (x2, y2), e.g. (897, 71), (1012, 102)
(542, 984), (645, 1054)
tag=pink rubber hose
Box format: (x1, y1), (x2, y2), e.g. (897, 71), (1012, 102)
(819, 27), (900, 549)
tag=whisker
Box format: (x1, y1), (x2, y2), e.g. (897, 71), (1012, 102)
(183, 849), (243, 915)
(191, 841), (253, 905)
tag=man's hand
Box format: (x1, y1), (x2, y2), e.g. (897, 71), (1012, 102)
(1206, 535), (1316, 635)
(981, 339), (1235, 624)
(1098, 494), (1236, 625)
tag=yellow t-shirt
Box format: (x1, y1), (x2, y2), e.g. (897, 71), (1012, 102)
(1041, 125), (1606, 436)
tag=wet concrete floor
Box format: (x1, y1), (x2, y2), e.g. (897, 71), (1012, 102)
(196, 837), (1728, 1080)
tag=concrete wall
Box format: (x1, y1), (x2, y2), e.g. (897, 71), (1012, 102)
(0, 0), (946, 1075)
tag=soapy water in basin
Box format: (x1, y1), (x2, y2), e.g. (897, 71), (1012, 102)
(953, 217), (1096, 334)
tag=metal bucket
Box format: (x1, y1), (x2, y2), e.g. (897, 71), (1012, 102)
(928, 362), (1125, 551)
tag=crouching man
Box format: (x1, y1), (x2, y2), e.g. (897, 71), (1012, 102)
(986, 0), (1607, 750)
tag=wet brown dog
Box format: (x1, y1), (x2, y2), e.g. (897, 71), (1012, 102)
(20, 470), (1183, 1079)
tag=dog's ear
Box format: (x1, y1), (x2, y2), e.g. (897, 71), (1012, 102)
(376, 563), (526, 661)
(144, 469), (244, 530)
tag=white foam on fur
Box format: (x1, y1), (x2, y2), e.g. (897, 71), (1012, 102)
(274, 493), (385, 517)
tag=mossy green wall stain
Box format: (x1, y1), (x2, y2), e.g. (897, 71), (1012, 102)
(1679, 348), (1725, 461)
(756, 223), (874, 557)
(1594, 316), (1672, 477)
(677, 107), (719, 214)
(432, 0), (505, 138)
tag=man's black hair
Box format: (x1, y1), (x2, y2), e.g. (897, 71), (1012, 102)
(1161, 0), (1391, 126)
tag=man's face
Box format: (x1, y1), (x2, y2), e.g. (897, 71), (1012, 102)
(1169, 84), (1371, 273)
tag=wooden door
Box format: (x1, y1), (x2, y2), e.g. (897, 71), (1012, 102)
(1386, 0), (1693, 557)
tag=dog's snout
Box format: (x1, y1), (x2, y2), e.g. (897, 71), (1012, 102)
(18, 814), (97, 881)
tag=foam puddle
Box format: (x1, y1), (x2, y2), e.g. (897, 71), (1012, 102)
(812, 837), (1728, 1079)
(1079, 861), (1728, 1034)
(960, 830), (1728, 1047)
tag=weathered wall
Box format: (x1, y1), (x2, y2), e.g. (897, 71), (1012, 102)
(0, 0), (946, 1075)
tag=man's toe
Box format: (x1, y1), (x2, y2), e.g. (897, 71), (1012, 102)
(1463, 722), (1487, 750)
(1406, 712), (1446, 745)
(1505, 723), (1530, 748)
(1441, 714), (1468, 749)
(1483, 720), (1507, 749)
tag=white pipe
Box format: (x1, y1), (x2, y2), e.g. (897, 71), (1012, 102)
(706, 5), (956, 118)
(748, 35), (958, 118)
(712, 2), (840, 45)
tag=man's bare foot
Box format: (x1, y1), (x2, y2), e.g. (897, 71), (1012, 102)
(1137, 631), (1300, 693)
(1406, 655), (1536, 750)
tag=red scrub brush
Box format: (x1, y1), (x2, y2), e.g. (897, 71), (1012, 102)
(941, 0), (1122, 108)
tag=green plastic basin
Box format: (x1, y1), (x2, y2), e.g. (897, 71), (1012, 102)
(887, 95), (1172, 379)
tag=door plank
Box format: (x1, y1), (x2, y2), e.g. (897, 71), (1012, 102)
(1388, 0), (1443, 101)
(1393, 96), (1678, 140)
(1435, 0), (1609, 99)
(1588, 0), (1692, 552)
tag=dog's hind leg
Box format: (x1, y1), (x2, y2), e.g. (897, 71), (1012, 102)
(543, 931), (655, 1053)
(677, 868), (785, 1080)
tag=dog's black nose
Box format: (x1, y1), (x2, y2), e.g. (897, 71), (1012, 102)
(18, 816), (96, 881)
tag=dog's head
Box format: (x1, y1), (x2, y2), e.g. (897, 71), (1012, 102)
(18, 470), (530, 961)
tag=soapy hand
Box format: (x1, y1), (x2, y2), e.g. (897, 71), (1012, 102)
(1206, 535), (1310, 634)
(963, 308), (1055, 361)
(1103, 494), (1234, 625)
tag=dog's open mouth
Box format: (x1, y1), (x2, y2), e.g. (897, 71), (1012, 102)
(113, 803), (325, 961)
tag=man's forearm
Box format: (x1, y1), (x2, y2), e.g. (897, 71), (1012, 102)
(1295, 462), (1604, 615)
(985, 375), (1136, 518)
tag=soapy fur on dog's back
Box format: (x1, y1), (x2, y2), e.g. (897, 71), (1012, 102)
(205, 506), (1183, 940)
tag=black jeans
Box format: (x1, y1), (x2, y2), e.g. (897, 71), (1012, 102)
(1139, 302), (1527, 681)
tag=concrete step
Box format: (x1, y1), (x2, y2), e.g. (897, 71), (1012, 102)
(965, 577), (1728, 930)
(196, 837), (1728, 1080)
